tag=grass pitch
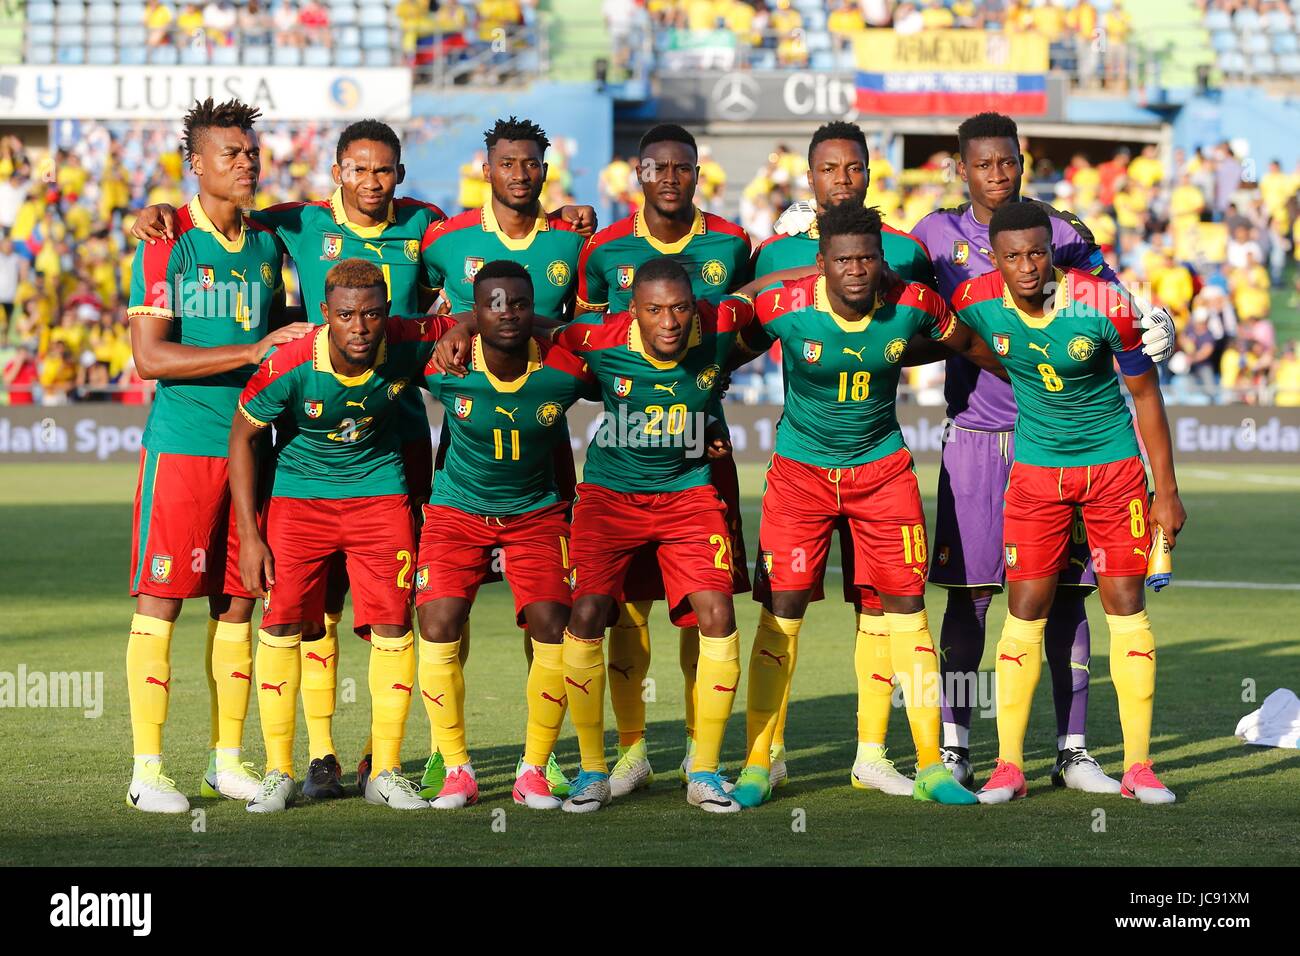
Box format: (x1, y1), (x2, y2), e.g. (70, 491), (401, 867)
(1, 461), (1298, 866)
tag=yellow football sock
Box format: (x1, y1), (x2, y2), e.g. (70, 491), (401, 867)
(745, 610), (800, 769)
(994, 614), (1046, 767)
(608, 601), (651, 747)
(1107, 610), (1156, 768)
(679, 625), (700, 741)
(563, 629), (607, 773)
(770, 629), (799, 750)
(256, 630), (301, 775)
(211, 620), (252, 750)
(369, 631), (416, 776)
(127, 613), (174, 757)
(886, 610), (943, 769)
(692, 631), (740, 774)
(299, 630), (338, 760)
(204, 618), (219, 749)
(418, 637), (467, 767)
(855, 613), (893, 745)
(524, 639), (566, 767)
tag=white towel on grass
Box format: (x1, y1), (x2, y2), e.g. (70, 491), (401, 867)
(1235, 688), (1300, 749)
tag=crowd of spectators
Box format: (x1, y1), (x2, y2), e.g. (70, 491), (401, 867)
(603, 0), (1136, 86)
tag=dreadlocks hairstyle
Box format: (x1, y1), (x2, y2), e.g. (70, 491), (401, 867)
(816, 201), (883, 254)
(336, 119), (402, 165)
(484, 116), (551, 156)
(638, 124), (698, 160)
(324, 258), (387, 300)
(181, 98), (262, 169)
(956, 112), (1020, 160)
(988, 200), (1051, 243)
(631, 255), (692, 296)
(808, 121), (868, 166)
(473, 258), (534, 296)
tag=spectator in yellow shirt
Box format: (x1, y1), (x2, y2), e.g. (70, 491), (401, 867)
(828, 0), (866, 37)
(1031, 0), (1067, 40)
(725, 0), (756, 38)
(145, 0), (175, 45)
(458, 151), (492, 211)
(1152, 254), (1194, 325)
(39, 341), (77, 404)
(479, 0), (523, 41)
(698, 145), (728, 212)
(685, 0), (722, 31)
(1274, 341), (1300, 406)
(1127, 145), (1164, 189)
(1231, 261), (1272, 322)
(920, 0), (955, 29)
(1259, 160), (1298, 221)
(1169, 173), (1205, 228)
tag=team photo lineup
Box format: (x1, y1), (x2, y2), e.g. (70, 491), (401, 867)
(116, 99), (1186, 819)
(6, 4), (1300, 906)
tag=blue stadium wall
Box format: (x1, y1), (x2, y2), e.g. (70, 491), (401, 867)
(404, 82), (613, 217)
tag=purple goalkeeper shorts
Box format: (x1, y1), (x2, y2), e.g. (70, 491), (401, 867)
(929, 423), (1096, 591)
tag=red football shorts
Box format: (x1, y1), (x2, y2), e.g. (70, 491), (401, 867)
(571, 482), (734, 626)
(752, 514), (882, 612)
(620, 455), (751, 614)
(130, 448), (251, 600)
(759, 448), (929, 598)
(1003, 456), (1151, 580)
(414, 502), (573, 627)
(261, 494), (415, 634)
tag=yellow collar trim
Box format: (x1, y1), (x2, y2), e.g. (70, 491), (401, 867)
(472, 335), (541, 392)
(481, 202), (548, 251)
(634, 207), (705, 255)
(329, 187), (395, 239)
(1003, 268), (1068, 329)
(187, 196), (245, 254)
(814, 275), (877, 332)
(313, 326), (386, 386)
(627, 313), (701, 369)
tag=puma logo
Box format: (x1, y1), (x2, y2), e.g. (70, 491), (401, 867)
(305, 652), (335, 668)
(416, 319), (428, 334)
(609, 663), (633, 679)
(495, 406), (517, 421)
(346, 398), (367, 410)
(391, 682), (413, 694)
(267, 360), (275, 376)
(842, 346), (866, 362)
(1028, 342), (1051, 359)
(772, 293), (782, 312)
(998, 653), (1027, 667)
(1110, 302), (1124, 315)
(911, 567), (926, 578)
(581, 329), (592, 347)
(540, 692), (567, 706)
(653, 382), (678, 397)
(363, 242), (384, 259)
(1133, 547), (1148, 559)
(712, 682), (738, 693)
(914, 646), (936, 656)
(870, 673), (893, 685)
(1070, 557), (1086, 569)
(230, 670), (251, 681)
(230, 268), (246, 282)
(422, 690), (444, 706)
(261, 680), (287, 695)
(759, 649), (787, 666)
(960, 284), (972, 302)
(145, 676), (170, 693)
(1126, 649), (1155, 660)
(565, 676), (593, 694)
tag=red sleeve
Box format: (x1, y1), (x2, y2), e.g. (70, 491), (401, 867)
(553, 312), (628, 352)
(540, 337), (596, 384)
(893, 281), (954, 341)
(387, 313), (459, 343)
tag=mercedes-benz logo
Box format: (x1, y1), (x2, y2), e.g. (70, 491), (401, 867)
(710, 73), (760, 122)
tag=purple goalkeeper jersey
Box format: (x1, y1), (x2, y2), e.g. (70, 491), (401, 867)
(912, 198), (1118, 431)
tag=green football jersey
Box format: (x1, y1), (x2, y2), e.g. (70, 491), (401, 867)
(744, 221), (936, 358)
(237, 315), (452, 499)
(731, 274), (953, 467)
(252, 189), (447, 443)
(421, 205), (585, 322)
(553, 303), (737, 494)
(952, 268), (1152, 467)
(751, 219), (937, 288)
(253, 189), (446, 319)
(576, 208), (752, 314)
(128, 196), (286, 458)
(423, 335), (597, 515)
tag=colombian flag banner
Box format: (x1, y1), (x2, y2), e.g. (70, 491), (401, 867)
(854, 30), (1049, 116)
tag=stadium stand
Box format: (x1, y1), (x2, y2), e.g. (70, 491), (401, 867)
(18, 0), (546, 83)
